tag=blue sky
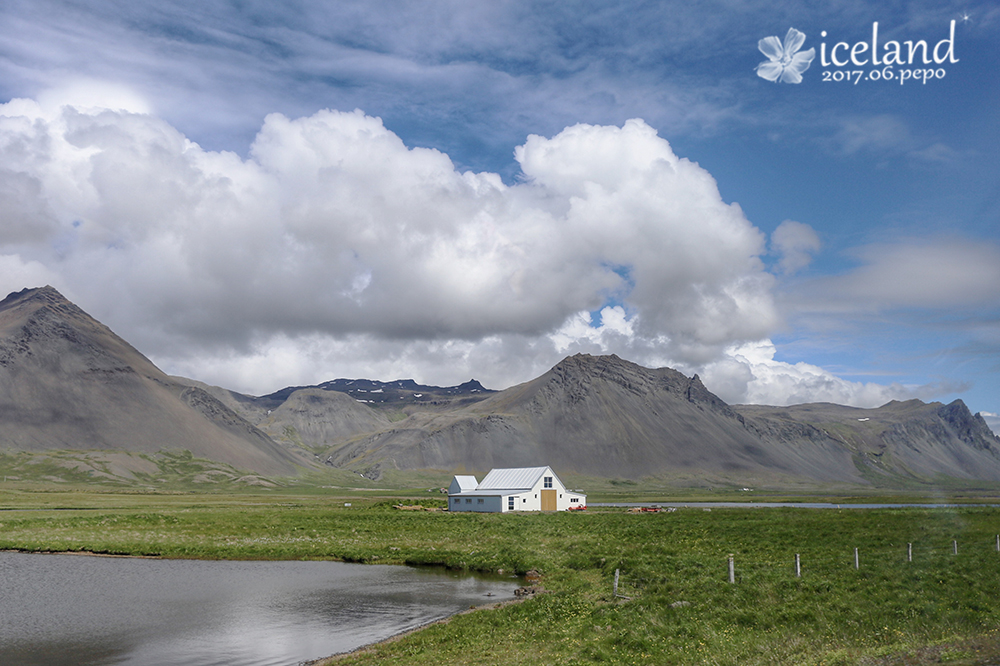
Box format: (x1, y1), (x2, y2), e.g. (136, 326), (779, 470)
(0, 0), (997, 429)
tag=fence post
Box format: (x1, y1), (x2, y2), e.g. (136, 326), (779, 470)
(907, 542), (912, 562)
(953, 540), (958, 555)
(996, 534), (999, 552)
(728, 554), (735, 584)
(614, 568), (619, 597)
(854, 547), (859, 570)
(795, 553), (801, 578)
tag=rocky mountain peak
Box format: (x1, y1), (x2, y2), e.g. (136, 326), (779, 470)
(0, 285), (79, 317)
(0, 285), (166, 382)
(455, 379), (488, 392)
(0, 286), (107, 337)
(547, 353), (719, 402)
(937, 399), (1000, 450)
(0, 285), (61, 307)
(685, 373), (731, 411)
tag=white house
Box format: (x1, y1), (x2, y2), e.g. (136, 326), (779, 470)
(447, 466), (586, 513)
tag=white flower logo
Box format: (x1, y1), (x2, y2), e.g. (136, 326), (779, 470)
(756, 28), (816, 84)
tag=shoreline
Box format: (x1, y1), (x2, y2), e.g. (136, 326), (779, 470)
(308, 592), (539, 665)
(1, 548), (163, 559)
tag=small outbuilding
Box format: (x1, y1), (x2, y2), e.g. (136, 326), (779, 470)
(447, 466), (586, 513)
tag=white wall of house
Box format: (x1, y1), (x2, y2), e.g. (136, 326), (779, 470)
(508, 491), (538, 512)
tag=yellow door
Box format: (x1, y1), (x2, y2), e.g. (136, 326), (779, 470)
(541, 489), (556, 511)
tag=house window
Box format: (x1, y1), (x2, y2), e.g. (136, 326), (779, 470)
(465, 498), (472, 504)
(477, 498), (484, 504)
(523, 498), (527, 503)
(544, 476), (553, 488)
(508, 497), (514, 510)
(570, 498), (578, 503)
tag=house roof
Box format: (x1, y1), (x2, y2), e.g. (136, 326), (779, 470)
(477, 467), (551, 491)
(451, 475), (479, 492)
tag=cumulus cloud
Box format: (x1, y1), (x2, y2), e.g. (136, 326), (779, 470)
(0, 95), (980, 410)
(700, 340), (959, 407)
(0, 100), (779, 390)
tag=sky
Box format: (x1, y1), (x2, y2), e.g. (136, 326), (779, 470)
(0, 1), (998, 431)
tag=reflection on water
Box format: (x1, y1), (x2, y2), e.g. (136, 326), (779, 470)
(0, 553), (521, 666)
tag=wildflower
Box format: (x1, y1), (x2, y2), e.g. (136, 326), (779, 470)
(756, 28), (816, 84)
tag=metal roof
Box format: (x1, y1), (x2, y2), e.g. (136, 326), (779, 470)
(451, 475), (479, 492)
(477, 467), (550, 491)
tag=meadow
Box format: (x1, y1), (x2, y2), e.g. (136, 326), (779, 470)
(1, 484), (999, 665)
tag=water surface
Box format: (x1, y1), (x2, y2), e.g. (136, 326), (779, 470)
(0, 552), (520, 666)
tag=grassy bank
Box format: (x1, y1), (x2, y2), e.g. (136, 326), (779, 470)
(2, 488), (1000, 665)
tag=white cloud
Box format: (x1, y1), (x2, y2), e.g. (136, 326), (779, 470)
(0, 96), (980, 410)
(700, 340), (954, 407)
(0, 254), (58, 297)
(0, 102), (779, 389)
(550, 306), (636, 354)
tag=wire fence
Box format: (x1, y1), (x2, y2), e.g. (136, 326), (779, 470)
(611, 534), (1000, 595)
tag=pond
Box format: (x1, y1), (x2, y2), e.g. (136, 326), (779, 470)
(0, 552), (521, 666)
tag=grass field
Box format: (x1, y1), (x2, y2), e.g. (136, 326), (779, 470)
(2, 483), (1000, 665)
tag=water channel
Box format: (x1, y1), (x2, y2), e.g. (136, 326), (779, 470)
(0, 552), (521, 666)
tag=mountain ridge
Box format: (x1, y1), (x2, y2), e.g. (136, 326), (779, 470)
(2, 286), (998, 487)
(245, 352), (998, 484)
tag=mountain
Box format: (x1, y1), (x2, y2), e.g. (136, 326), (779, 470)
(309, 354), (861, 481)
(734, 399), (1000, 482)
(4, 286), (999, 487)
(0, 286), (300, 476)
(259, 377), (494, 408)
(259, 353), (1000, 485)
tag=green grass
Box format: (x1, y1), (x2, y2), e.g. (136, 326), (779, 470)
(2, 486), (1000, 664)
